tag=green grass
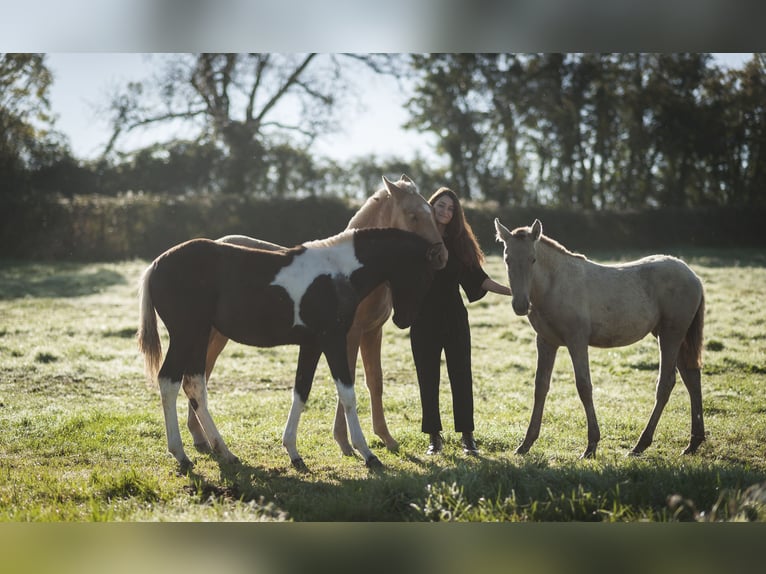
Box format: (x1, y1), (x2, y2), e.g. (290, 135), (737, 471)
(0, 250), (765, 521)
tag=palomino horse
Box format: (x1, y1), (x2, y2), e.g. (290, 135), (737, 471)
(138, 228), (441, 471)
(494, 218), (705, 459)
(190, 174), (448, 457)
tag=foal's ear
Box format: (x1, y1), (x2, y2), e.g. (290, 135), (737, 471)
(531, 219), (543, 240)
(399, 174), (413, 184)
(494, 218), (512, 242)
(382, 175), (396, 196)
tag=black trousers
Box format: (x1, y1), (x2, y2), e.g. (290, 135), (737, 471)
(410, 305), (474, 434)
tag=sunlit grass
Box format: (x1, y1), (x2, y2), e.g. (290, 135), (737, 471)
(0, 250), (764, 521)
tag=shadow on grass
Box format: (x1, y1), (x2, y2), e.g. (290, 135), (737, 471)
(180, 447), (766, 522)
(0, 261), (126, 299)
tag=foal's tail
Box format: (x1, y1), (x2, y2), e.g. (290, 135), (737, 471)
(680, 290), (705, 370)
(137, 264), (162, 384)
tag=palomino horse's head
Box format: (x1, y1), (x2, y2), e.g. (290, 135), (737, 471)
(382, 175), (449, 270)
(495, 218), (542, 316)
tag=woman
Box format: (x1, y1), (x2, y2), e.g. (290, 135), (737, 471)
(410, 187), (511, 456)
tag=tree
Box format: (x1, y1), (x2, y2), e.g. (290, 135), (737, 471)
(406, 52), (764, 209)
(406, 54), (489, 199)
(0, 53), (57, 196)
(103, 53), (370, 195)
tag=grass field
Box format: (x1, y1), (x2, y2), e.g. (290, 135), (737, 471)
(1, 248), (765, 522)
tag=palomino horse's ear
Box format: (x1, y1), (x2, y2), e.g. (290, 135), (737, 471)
(531, 219), (543, 240)
(494, 218), (511, 242)
(399, 174), (412, 184)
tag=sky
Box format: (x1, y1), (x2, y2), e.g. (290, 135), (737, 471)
(46, 53), (440, 164)
(46, 53), (752, 164)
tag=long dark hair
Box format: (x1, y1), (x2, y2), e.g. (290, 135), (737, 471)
(428, 187), (484, 268)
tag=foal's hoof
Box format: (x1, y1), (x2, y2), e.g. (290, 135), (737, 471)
(514, 444), (530, 455)
(365, 455), (384, 471)
(291, 457), (309, 472)
(178, 457), (194, 475)
(222, 453), (241, 466)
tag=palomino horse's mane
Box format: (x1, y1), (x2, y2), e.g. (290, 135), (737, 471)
(303, 229), (356, 249)
(511, 227), (586, 260)
(347, 187), (390, 228)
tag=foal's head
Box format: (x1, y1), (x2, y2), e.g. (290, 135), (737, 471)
(495, 218), (542, 316)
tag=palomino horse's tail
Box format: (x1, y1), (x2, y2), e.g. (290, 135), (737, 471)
(680, 290), (705, 370)
(137, 264), (162, 384)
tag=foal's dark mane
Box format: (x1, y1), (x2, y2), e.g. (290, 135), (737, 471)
(511, 227), (586, 260)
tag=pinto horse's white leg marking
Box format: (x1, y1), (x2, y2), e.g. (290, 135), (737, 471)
(335, 380), (380, 468)
(271, 236), (361, 327)
(182, 374), (238, 464)
(282, 390), (306, 466)
(158, 376), (192, 469)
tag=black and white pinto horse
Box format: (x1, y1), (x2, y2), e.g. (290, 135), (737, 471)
(138, 228), (440, 471)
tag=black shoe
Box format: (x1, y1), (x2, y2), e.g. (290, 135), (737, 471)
(426, 432), (443, 455)
(462, 432), (479, 455)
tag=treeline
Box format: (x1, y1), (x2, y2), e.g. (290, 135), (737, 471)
(406, 53), (766, 208)
(2, 193), (764, 261)
(1, 53), (765, 210)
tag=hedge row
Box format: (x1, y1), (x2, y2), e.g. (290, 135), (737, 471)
(1, 193), (764, 261)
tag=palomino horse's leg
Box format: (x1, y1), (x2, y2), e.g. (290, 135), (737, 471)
(360, 326), (398, 452)
(631, 335), (680, 455)
(567, 343), (601, 458)
(332, 327), (360, 456)
(187, 328), (230, 451)
(324, 335), (381, 469)
(158, 376), (192, 472)
(517, 335), (558, 455)
(283, 341), (322, 470)
(182, 374), (239, 464)
(677, 363), (705, 454)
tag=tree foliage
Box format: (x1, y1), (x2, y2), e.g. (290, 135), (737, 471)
(3, 53), (764, 210)
(406, 53), (766, 208)
(103, 53), (357, 194)
(0, 54), (55, 195)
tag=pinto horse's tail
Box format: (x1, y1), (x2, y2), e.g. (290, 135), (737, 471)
(680, 290), (705, 370)
(137, 263), (162, 384)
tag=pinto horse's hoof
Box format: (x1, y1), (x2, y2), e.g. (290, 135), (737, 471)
(514, 444), (530, 455)
(291, 457), (309, 472)
(335, 441), (355, 457)
(365, 455), (384, 470)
